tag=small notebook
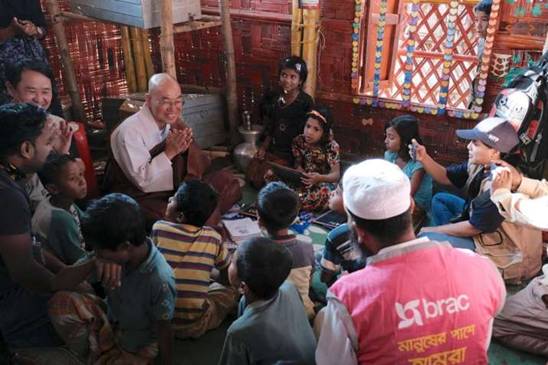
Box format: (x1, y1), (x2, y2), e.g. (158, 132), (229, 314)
(222, 218), (262, 244)
(268, 162), (304, 186)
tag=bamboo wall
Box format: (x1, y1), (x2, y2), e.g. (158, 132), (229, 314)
(40, 0), (547, 164)
(40, 0), (128, 125)
(147, 0), (486, 163)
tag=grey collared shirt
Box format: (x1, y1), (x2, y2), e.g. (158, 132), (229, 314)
(107, 239), (176, 352)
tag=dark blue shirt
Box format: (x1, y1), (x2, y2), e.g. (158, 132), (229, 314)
(445, 162), (504, 232)
(320, 223), (365, 275)
(0, 168), (57, 348)
(0, 168), (31, 293)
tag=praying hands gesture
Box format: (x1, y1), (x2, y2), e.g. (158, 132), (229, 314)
(165, 127), (193, 160)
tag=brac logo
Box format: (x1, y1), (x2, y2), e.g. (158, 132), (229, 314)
(395, 295), (470, 329)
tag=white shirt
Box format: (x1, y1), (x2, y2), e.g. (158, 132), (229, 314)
(111, 105), (173, 193)
(491, 177), (548, 230)
(25, 173), (48, 214)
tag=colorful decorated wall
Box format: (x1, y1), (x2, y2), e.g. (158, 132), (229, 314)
(42, 0), (548, 165)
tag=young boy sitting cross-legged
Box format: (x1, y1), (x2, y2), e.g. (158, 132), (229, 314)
(152, 180), (238, 339)
(48, 193), (176, 364)
(32, 153), (88, 265)
(219, 237), (316, 365)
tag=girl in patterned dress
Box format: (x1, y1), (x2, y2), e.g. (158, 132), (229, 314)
(291, 106), (340, 211)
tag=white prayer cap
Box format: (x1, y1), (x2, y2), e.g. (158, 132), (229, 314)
(342, 159), (411, 220)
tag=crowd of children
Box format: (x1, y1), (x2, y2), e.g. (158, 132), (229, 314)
(2, 2), (548, 361)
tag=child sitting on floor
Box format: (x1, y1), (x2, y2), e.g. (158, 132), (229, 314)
(152, 180), (238, 339)
(415, 117), (543, 283)
(246, 56), (314, 189)
(257, 182), (315, 318)
(32, 153), (88, 265)
(219, 237), (316, 365)
(384, 115), (432, 223)
(291, 106), (341, 211)
(49, 193), (175, 364)
(319, 182), (366, 287)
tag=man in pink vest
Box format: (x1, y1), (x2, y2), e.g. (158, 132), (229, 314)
(315, 159), (506, 365)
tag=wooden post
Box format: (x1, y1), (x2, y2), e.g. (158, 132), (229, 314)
(141, 29), (155, 79)
(160, 0), (176, 78)
(44, 0), (85, 121)
(130, 27), (148, 91)
(291, 0), (303, 56)
(219, 0), (239, 146)
(302, 8), (320, 97)
(120, 26), (137, 93)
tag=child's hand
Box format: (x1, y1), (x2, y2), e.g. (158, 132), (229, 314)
(491, 168), (512, 194)
(492, 159), (522, 191)
(55, 120), (75, 154)
(95, 259), (122, 290)
(301, 172), (321, 186)
(410, 139), (427, 162)
(419, 226), (438, 234)
(75, 281), (94, 294)
(255, 146), (266, 159)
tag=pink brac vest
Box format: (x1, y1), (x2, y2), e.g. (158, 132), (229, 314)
(330, 241), (504, 365)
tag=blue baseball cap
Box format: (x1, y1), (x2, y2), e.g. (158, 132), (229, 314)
(456, 117), (519, 153)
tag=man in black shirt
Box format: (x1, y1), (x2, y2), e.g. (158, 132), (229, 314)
(0, 103), (119, 349)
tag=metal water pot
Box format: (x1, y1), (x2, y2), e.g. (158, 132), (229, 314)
(233, 125), (263, 172)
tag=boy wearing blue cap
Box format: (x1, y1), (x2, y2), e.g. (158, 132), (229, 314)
(413, 117), (543, 283)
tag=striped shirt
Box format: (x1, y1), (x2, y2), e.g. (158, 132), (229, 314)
(152, 220), (229, 326)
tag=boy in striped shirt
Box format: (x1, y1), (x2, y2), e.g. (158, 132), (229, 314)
(152, 180), (238, 339)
